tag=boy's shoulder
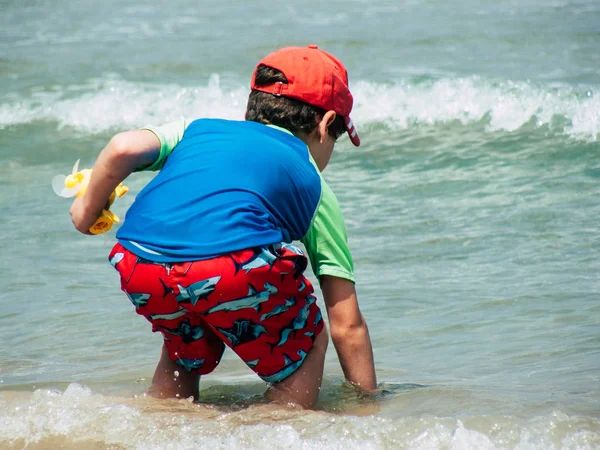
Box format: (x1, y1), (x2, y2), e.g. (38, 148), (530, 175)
(184, 119), (301, 146)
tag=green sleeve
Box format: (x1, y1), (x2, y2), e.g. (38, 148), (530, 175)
(301, 177), (356, 283)
(135, 117), (188, 172)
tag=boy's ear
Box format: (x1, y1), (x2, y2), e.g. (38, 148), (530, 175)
(318, 111), (337, 144)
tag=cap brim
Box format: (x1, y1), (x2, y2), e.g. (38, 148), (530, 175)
(344, 116), (360, 147)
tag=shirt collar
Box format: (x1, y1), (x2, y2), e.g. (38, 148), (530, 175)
(266, 124), (294, 136)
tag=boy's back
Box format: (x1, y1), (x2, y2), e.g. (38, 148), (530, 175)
(117, 119), (322, 262)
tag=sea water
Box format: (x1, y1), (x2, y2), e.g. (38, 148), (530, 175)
(1, 0), (599, 448)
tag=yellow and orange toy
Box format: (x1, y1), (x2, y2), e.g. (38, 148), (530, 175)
(52, 159), (128, 234)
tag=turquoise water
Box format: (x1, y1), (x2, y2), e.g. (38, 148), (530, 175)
(1, 0), (599, 448)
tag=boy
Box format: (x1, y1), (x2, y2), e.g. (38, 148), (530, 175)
(70, 45), (377, 409)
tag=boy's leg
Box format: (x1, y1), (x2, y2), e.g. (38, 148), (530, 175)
(148, 343), (200, 400)
(185, 244), (328, 409)
(264, 325), (329, 409)
(108, 243), (224, 401)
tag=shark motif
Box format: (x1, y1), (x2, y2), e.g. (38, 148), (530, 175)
(176, 276), (221, 306)
(148, 308), (187, 321)
(278, 256), (307, 280)
(246, 358), (260, 369)
(159, 278), (174, 297)
(175, 358), (205, 372)
(205, 283), (278, 315)
(260, 296), (297, 322)
(125, 292), (151, 308)
(313, 309), (322, 326)
(261, 350), (307, 383)
(304, 310), (323, 340)
(109, 252), (124, 268)
(270, 295), (316, 348)
(232, 247), (278, 274)
(158, 319), (205, 343)
(281, 243), (304, 256)
(215, 319), (267, 347)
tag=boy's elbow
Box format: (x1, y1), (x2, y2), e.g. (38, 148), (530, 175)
(329, 315), (368, 343)
(105, 130), (160, 169)
(108, 132), (135, 159)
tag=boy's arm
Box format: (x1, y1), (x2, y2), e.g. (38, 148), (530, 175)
(70, 130), (161, 234)
(321, 275), (378, 392)
(301, 175), (377, 392)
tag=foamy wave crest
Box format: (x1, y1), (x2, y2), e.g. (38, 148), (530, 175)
(353, 77), (599, 140)
(1, 74), (598, 140)
(0, 74), (249, 133)
(1, 385), (598, 450)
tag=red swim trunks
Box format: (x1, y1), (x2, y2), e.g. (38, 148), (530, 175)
(108, 243), (324, 383)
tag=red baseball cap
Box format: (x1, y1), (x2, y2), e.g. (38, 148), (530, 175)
(250, 45), (360, 146)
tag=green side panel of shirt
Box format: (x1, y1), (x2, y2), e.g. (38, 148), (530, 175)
(300, 175), (356, 283)
(134, 119), (355, 283)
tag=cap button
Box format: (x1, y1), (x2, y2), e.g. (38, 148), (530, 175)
(307, 44), (319, 49)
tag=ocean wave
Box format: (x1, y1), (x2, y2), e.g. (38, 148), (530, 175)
(0, 74), (249, 133)
(0, 74), (598, 141)
(1, 384), (599, 450)
(352, 77), (599, 140)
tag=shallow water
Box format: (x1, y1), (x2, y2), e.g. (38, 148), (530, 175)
(1, 0), (599, 448)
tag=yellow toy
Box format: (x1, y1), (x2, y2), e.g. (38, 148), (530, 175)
(52, 159), (128, 234)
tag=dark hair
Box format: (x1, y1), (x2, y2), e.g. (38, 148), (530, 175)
(245, 64), (345, 140)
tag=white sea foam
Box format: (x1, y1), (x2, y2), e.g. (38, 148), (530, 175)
(1, 384), (599, 450)
(0, 74), (249, 133)
(352, 78), (599, 140)
(0, 74), (598, 141)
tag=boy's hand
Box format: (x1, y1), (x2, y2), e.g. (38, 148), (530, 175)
(321, 275), (377, 392)
(69, 195), (100, 235)
(67, 129), (162, 235)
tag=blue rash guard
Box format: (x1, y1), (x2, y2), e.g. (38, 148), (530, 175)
(116, 119), (322, 262)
